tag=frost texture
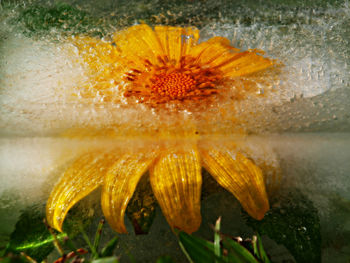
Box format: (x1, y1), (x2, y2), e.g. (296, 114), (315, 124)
(0, 1), (349, 136)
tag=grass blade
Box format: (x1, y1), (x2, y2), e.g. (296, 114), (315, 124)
(214, 217), (221, 260)
(100, 237), (119, 258)
(93, 219), (105, 258)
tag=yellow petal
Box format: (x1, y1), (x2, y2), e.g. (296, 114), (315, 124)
(154, 26), (199, 64)
(190, 36), (240, 66)
(113, 24), (200, 65)
(220, 51), (276, 77)
(190, 36), (276, 77)
(101, 152), (156, 233)
(200, 147), (269, 220)
(234, 140), (282, 195)
(113, 24), (164, 66)
(150, 148), (202, 233)
(46, 151), (118, 232)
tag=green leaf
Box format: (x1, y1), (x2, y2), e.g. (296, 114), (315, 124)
(100, 237), (119, 258)
(245, 189), (321, 263)
(179, 240), (194, 263)
(178, 231), (222, 263)
(4, 194), (97, 261)
(156, 255), (176, 263)
(79, 224), (97, 257)
(222, 238), (259, 263)
(253, 234), (271, 263)
(91, 256), (119, 263)
(126, 174), (157, 235)
(4, 204), (57, 261)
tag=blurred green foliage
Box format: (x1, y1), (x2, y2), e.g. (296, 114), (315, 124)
(1, 0), (347, 39)
(8, 2), (110, 37)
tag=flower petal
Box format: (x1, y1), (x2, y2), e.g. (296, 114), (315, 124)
(234, 139), (282, 195)
(190, 36), (240, 66)
(46, 151), (118, 232)
(150, 148), (202, 233)
(191, 36), (276, 77)
(113, 24), (164, 66)
(154, 26), (199, 64)
(218, 49), (277, 77)
(113, 24), (199, 66)
(101, 152), (156, 233)
(200, 148), (269, 220)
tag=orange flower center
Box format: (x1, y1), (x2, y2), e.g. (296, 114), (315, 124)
(151, 73), (196, 99)
(123, 56), (222, 105)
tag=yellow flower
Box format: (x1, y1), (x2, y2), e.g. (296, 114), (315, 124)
(46, 24), (279, 234)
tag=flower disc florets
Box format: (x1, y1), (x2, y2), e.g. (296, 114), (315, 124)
(151, 72), (196, 98)
(123, 55), (222, 105)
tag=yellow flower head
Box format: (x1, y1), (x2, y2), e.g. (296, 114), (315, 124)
(71, 24), (276, 108)
(46, 24), (280, 234)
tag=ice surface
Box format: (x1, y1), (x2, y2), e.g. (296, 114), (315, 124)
(0, 1), (349, 136)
